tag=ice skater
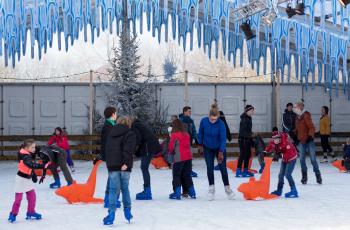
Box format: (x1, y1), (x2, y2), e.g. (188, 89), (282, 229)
(8, 139), (51, 223)
(168, 119), (196, 200)
(103, 116), (136, 225)
(265, 131), (299, 198)
(198, 104), (234, 201)
(319, 106), (335, 163)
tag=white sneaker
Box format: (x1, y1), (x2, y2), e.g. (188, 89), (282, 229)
(225, 186), (235, 200)
(208, 185), (215, 201)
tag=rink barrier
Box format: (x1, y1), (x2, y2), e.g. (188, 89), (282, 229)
(0, 133), (348, 160)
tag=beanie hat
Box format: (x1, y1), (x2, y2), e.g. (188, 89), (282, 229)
(272, 131), (281, 139)
(245, 105), (254, 113)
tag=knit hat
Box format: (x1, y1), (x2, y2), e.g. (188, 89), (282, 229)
(272, 131), (281, 139)
(245, 104), (254, 113)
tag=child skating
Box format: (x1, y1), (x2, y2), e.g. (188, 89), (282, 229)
(8, 139), (51, 223)
(265, 130), (299, 198)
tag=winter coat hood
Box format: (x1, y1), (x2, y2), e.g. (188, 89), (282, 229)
(109, 124), (130, 138)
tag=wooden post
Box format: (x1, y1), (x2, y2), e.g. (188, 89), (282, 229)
(184, 70), (189, 106)
(89, 70), (93, 136)
(276, 70), (281, 129)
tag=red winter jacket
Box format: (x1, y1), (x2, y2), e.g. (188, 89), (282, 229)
(48, 135), (70, 151)
(168, 132), (192, 163)
(265, 133), (297, 163)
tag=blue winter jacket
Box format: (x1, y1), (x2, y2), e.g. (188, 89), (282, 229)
(198, 117), (227, 152)
(179, 114), (198, 143)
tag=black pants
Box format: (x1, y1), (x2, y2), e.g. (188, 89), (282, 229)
(47, 146), (73, 184)
(238, 138), (252, 170)
(320, 135), (333, 153)
(172, 160), (193, 191)
(141, 155), (153, 188)
(344, 158), (350, 170)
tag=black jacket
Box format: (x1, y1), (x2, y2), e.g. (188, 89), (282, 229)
(239, 113), (253, 139)
(105, 124), (136, 172)
(282, 110), (297, 133)
(100, 121), (114, 161)
(132, 120), (161, 157)
(219, 111), (232, 142)
(17, 151), (44, 179)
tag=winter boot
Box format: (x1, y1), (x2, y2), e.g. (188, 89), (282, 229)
(26, 212), (42, 220)
(259, 164), (265, 174)
(103, 210), (115, 225)
(169, 187), (182, 200)
(242, 169), (254, 178)
(69, 166), (76, 173)
(320, 153), (328, 163)
(214, 164), (220, 171)
(330, 152), (337, 162)
(301, 171), (307, 185)
(225, 186), (235, 200)
(285, 186), (299, 198)
(235, 169), (242, 178)
(316, 173), (322, 185)
(49, 178), (61, 189)
(208, 185), (215, 201)
(104, 194), (121, 208)
(271, 187), (283, 196)
(136, 187), (152, 200)
(8, 213), (16, 223)
(191, 171), (198, 178)
(123, 208), (133, 223)
(188, 186), (196, 199)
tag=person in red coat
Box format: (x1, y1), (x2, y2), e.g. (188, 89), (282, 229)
(265, 130), (298, 198)
(168, 119), (196, 200)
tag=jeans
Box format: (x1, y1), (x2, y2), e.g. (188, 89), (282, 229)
(298, 141), (321, 175)
(204, 147), (229, 186)
(141, 155), (153, 188)
(238, 138), (252, 170)
(277, 159), (296, 189)
(66, 150), (74, 167)
(172, 160), (193, 191)
(108, 171), (131, 212)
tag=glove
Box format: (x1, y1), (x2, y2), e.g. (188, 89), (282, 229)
(44, 162), (51, 169)
(197, 145), (204, 156)
(217, 152), (224, 164)
(39, 176), (45, 184)
(32, 173), (38, 183)
(306, 136), (314, 143)
(272, 153), (280, 162)
(93, 155), (102, 165)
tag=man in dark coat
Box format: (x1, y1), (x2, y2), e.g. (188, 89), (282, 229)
(95, 106), (119, 208)
(282, 102), (297, 142)
(132, 119), (161, 200)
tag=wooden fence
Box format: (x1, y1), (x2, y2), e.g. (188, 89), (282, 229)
(0, 133), (348, 160)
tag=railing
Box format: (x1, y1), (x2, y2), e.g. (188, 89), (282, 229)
(0, 133), (348, 160)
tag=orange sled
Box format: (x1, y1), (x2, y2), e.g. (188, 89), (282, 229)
(151, 157), (169, 169)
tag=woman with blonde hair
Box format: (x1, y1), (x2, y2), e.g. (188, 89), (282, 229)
(198, 104), (234, 201)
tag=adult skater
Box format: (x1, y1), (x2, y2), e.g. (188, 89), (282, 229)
(132, 118), (161, 200)
(103, 117), (136, 225)
(282, 103), (297, 141)
(96, 106), (121, 208)
(294, 101), (322, 185)
(319, 106), (335, 163)
(236, 105), (255, 178)
(198, 104), (234, 201)
(179, 106), (199, 178)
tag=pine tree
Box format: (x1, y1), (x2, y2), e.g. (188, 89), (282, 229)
(107, 8), (154, 121)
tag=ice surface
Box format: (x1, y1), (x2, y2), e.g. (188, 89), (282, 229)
(0, 158), (349, 230)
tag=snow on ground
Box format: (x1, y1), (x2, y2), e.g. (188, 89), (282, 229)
(0, 158), (349, 230)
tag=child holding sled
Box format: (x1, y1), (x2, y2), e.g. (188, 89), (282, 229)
(8, 139), (51, 223)
(265, 131), (299, 198)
